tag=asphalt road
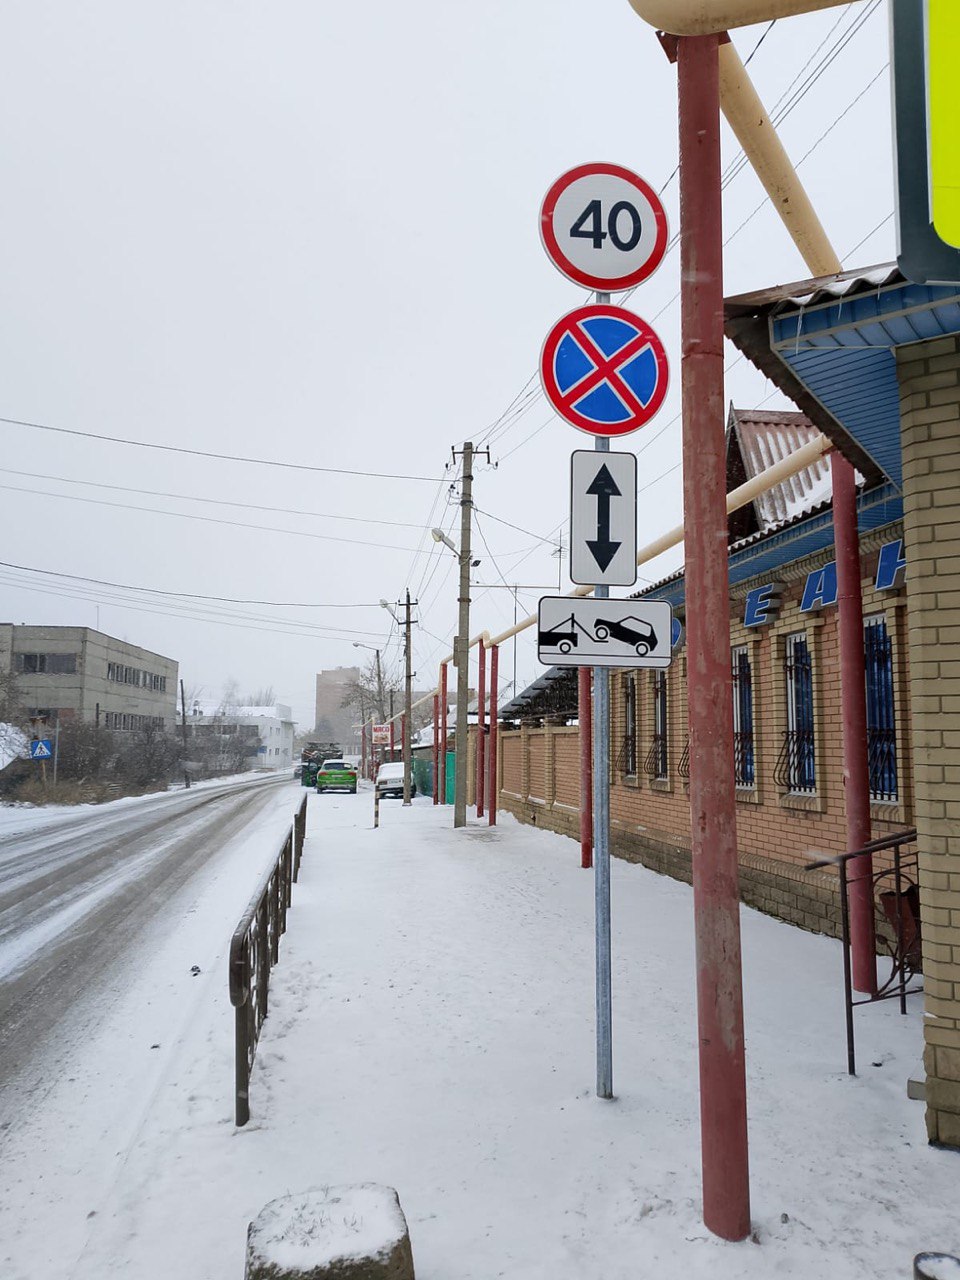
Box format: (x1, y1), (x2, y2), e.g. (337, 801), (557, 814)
(0, 775), (291, 1117)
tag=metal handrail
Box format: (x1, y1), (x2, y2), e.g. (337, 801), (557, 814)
(229, 792), (307, 1125)
(806, 828), (920, 1076)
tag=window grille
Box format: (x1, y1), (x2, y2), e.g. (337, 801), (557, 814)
(775, 631), (815, 793)
(732, 646), (755, 787)
(618, 675), (637, 775)
(864, 615), (898, 802)
(644, 670), (668, 779)
(677, 736), (690, 779)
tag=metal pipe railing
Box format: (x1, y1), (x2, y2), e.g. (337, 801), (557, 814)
(228, 792), (307, 1126)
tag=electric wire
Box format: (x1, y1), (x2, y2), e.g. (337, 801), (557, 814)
(0, 467), (457, 532)
(0, 559), (392, 608)
(0, 482), (432, 554)
(0, 414), (439, 482)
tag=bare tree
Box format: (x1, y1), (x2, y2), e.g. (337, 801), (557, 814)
(244, 686), (276, 707)
(340, 657), (399, 724)
(218, 677), (241, 717)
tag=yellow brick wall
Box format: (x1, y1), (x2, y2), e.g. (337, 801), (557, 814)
(898, 336), (960, 1147)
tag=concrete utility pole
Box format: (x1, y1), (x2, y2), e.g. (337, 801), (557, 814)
(453, 441), (475, 828)
(180, 679), (191, 789)
(403, 589), (413, 806)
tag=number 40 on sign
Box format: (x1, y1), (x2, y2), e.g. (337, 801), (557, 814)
(539, 162), (668, 292)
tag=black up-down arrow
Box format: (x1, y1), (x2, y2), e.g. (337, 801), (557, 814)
(586, 463), (621, 572)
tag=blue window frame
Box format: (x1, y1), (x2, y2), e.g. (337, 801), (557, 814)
(864, 615), (898, 802)
(778, 631), (816, 793)
(731, 646), (755, 788)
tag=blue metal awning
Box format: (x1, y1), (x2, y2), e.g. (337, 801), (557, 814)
(726, 265), (960, 493)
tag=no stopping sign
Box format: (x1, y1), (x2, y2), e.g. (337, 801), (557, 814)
(540, 163), (668, 292)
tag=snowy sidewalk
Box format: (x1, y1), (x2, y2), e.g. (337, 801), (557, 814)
(75, 792), (955, 1279)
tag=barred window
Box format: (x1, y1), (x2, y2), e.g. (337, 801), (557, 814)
(864, 614), (898, 802)
(776, 631), (815, 793)
(644, 670), (668, 780)
(622, 675), (637, 774)
(731, 646), (755, 788)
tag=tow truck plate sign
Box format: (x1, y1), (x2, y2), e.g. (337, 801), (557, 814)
(537, 597), (672, 669)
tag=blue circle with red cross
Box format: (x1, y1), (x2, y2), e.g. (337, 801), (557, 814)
(540, 303), (669, 437)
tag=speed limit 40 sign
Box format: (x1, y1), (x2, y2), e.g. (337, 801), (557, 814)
(540, 163), (668, 292)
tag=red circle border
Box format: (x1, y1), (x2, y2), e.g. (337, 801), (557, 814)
(539, 303), (669, 438)
(539, 162), (669, 292)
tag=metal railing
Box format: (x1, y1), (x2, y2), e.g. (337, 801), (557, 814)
(229, 792), (307, 1126)
(806, 828), (921, 1076)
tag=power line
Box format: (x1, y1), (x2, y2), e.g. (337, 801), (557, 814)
(0, 559), (384, 608)
(0, 414), (439, 482)
(743, 19), (776, 66)
(0, 467), (452, 532)
(0, 482), (431, 553)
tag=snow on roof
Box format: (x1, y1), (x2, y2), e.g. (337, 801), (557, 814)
(0, 723), (28, 772)
(728, 406), (834, 532)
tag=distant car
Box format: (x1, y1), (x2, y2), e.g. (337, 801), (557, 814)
(594, 616), (658, 655)
(293, 763), (303, 779)
(375, 761), (414, 799)
(316, 759), (358, 794)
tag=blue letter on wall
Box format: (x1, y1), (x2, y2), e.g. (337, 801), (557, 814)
(744, 584), (781, 628)
(875, 539), (907, 591)
(800, 562), (838, 612)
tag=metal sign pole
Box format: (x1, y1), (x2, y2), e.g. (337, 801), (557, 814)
(593, 291), (613, 1101)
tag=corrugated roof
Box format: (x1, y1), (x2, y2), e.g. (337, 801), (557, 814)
(727, 406), (832, 531)
(725, 262), (960, 491)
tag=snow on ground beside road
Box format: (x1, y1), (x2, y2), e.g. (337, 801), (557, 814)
(0, 769), (283, 840)
(0, 779), (307, 1280)
(24, 790), (951, 1280)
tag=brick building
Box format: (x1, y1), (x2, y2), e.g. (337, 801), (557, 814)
(497, 262), (960, 1149)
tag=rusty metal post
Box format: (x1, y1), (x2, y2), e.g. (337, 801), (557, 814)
(579, 667), (593, 869)
(477, 642), (487, 817)
(832, 450), (876, 994)
(390, 718), (395, 761)
(432, 693), (440, 804)
(488, 645), (499, 826)
(678, 31), (751, 1241)
(440, 662), (449, 804)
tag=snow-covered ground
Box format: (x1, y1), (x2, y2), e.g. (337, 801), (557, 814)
(1, 791), (955, 1279)
(0, 769), (281, 840)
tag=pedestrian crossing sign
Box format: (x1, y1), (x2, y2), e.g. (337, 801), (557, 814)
(30, 739), (52, 759)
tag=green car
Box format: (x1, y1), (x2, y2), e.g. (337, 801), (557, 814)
(316, 759), (358, 794)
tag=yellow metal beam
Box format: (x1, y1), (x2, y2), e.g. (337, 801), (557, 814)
(626, 0), (856, 36)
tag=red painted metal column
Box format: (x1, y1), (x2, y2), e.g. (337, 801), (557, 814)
(832, 450), (876, 993)
(432, 694), (440, 805)
(390, 720), (395, 761)
(678, 33), (750, 1242)
(361, 723), (367, 781)
(488, 645), (498, 826)
(440, 662), (448, 805)
(579, 666), (593, 869)
(477, 643), (487, 818)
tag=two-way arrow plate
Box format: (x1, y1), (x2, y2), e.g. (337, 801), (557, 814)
(570, 450), (637, 587)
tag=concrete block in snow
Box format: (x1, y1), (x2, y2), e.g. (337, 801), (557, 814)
(245, 1184), (415, 1280)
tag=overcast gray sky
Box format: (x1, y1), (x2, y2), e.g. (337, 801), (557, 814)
(0, 1), (893, 729)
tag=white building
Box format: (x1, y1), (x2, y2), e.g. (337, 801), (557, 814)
(189, 702), (295, 772)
